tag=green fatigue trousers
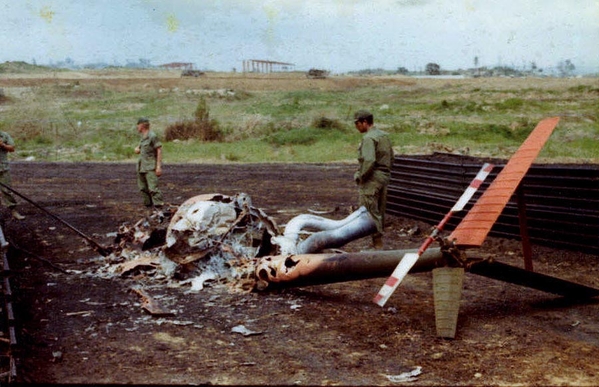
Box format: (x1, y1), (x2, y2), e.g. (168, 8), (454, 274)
(137, 170), (164, 207)
(0, 170), (17, 208)
(358, 175), (388, 237)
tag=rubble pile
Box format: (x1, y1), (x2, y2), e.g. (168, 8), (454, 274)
(87, 193), (281, 292)
(81, 192), (378, 295)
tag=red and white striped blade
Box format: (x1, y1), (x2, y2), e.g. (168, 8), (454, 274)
(450, 163), (494, 212)
(373, 252), (419, 307)
(373, 162), (495, 307)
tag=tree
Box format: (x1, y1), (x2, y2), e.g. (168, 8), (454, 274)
(396, 66), (409, 75)
(557, 59), (575, 77)
(530, 61), (537, 71)
(425, 63), (441, 75)
(139, 58), (152, 68)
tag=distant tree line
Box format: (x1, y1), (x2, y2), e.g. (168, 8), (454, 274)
(348, 58), (582, 77)
(43, 57), (155, 70)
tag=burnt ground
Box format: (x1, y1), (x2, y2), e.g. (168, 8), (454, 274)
(3, 161), (599, 386)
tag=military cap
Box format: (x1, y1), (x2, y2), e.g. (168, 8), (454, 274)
(137, 117), (150, 125)
(354, 110), (373, 121)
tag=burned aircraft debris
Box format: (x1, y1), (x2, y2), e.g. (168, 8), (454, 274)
(94, 193), (377, 293)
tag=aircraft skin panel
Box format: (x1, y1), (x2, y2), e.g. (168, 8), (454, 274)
(448, 117), (560, 248)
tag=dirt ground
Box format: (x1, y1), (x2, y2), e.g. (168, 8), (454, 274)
(4, 160), (599, 386)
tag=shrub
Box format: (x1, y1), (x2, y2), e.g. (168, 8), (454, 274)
(4, 119), (50, 143)
(311, 116), (345, 130)
(0, 89), (11, 104)
(165, 97), (223, 142)
(165, 119), (222, 142)
(194, 97), (209, 121)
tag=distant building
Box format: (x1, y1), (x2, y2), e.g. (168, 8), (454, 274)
(159, 62), (194, 70)
(242, 59), (294, 73)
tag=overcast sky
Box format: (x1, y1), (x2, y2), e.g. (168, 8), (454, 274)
(2, 0), (598, 73)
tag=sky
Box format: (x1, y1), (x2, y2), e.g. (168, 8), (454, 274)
(1, 0), (598, 74)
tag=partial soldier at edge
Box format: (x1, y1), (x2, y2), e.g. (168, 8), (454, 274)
(0, 130), (25, 220)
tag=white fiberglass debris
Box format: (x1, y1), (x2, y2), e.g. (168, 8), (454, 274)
(159, 253), (178, 277)
(167, 200), (237, 248)
(190, 271), (218, 292)
(385, 366), (422, 383)
(231, 325), (263, 336)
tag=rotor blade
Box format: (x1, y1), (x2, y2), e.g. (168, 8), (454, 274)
(373, 163), (494, 307)
(451, 163), (495, 212)
(448, 117), (560, 249)
(469, 260), (599, 299)
(373, 252), (419, 306)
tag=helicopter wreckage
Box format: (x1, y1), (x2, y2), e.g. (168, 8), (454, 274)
(97, 192), (386, 291)
(87, 116), (598, 339)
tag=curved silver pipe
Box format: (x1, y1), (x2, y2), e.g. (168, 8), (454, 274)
(272, 206), (377, 255)
(283, 207), (368, 243)
(296, 209), (377, 254)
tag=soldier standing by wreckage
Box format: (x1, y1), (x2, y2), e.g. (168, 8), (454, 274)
(0, 130), (25, 220)
(134, 117), (164, 209)
(353, 110), (393, 249)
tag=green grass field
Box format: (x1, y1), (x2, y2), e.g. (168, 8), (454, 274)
(0, 70), (597, 164)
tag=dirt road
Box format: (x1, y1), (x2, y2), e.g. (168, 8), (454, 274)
(5, 161), (599, 385)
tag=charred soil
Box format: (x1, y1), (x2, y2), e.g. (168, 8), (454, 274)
(4, 161), (599, 385)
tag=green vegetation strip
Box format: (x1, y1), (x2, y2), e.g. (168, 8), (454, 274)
(0, 71), (597, 163)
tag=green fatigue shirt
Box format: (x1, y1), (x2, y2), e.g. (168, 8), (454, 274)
(354, 127), (394, 187)
(137, 130), (162, 173)
(0, 131), (15, 173)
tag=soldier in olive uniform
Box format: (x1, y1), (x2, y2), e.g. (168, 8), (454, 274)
(0, 131), (25, 219)
(353, 110), (393, 249)
(134, 118), (164, 208)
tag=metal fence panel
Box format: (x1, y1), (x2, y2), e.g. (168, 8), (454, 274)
(387, 154), (599, 254)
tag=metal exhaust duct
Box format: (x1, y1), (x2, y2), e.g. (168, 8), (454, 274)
(273, 206), (377, 255)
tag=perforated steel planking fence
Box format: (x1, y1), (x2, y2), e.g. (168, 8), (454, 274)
(386, 154), (599, 255)
(0, 225), (17, 382)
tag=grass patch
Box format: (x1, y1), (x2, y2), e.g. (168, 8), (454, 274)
(1, 71), (598, 164)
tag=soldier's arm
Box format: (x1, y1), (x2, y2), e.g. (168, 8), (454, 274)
(0, 141), (15, 152)
(356, 138), (376, 183)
